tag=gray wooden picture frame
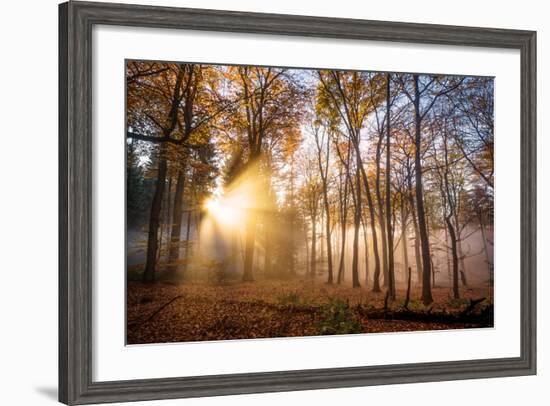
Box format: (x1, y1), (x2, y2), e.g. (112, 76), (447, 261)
(59, 1), (537, 404)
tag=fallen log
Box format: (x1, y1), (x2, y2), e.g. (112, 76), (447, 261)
(219, 297), (493, 327)
(355, 298), (492, 326)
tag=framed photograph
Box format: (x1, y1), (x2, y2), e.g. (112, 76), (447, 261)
(59, 1), (536, 404)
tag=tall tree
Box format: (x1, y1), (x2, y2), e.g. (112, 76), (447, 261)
(166, 65), (229, 271)
(412, 74), (433, 304)
(299, 154), (322, 278)
(333, 140), (351, 284)
(399, 74), (463, 304)
(228, 67), (307, 281)
(127, 63), (226, 281)
(128, 65), (186, 283)
(351, 152), (362, 288)
(317, 71), (385, 289)
(433, 117), (461, 299)
(313, 122), (335, 284)
(385, 73), (396, 299)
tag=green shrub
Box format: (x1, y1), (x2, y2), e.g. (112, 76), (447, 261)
(315, 298), (363, 335)
(406, 300), (426, 311)
(447, 297), (469, 309)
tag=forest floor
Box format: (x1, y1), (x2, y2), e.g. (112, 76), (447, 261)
(127, 280), (493, 344)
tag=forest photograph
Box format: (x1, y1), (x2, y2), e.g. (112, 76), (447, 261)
(126, 60), (494, 345)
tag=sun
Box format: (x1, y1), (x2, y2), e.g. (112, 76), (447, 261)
(204, 196), (244, 228)
(205, 197), (221, 213)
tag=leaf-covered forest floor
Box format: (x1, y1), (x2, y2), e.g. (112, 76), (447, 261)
(127, 280), (494, 344)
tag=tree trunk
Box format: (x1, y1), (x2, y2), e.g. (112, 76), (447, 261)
(264, 212), (272, 277)
(304, 222), (310, 276)
(311, 212), (317, 279)
(195, 210), (202, 253)
(348, 136), (381, 293)
(404, 267), (412, 309)
(337, 217), (347, 284)
(323, 193), (334, 284)
(289, 209), (296, 276)
(289, 162), (297, 276)
(319, 211), (325, 271)
(362, 217), (370, 287)
(159, 173), (173, 263)
(230, 229), (238, 274)
(408, 191), (423, 285)
(242, 156), (261, 282)
(444, 225), (452, 285)
(337, 164), (349, 284)
(455, 215), (468, 286)
(401, 206), (410, 285)
(375, 142), (389, 287)
(365, 179), (381, 293)
(242, 210), (257, 282)
(143, 153), (168, 283)
(413, 75), (433, 305)
(320, 135), (334, 284)
(141, 66), (185, 283)
(182, 208), (192, 271)
(445, 216), (460, 299)
(168, 169), (186, 270)
(440, 121), (459, 298)
(478, 209), (493, 283)
(352, 165), (361, 288)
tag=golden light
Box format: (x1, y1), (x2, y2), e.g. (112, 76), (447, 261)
(197, 166), (272, 264)
(204, 195), (245, 228)
(202, 164), (266, 233)
(205, 197), (221, 213)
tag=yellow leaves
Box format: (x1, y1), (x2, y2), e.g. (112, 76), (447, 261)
(316, 71), (387, 135)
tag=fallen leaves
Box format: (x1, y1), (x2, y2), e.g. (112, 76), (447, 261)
(126, 280), (493, 344)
